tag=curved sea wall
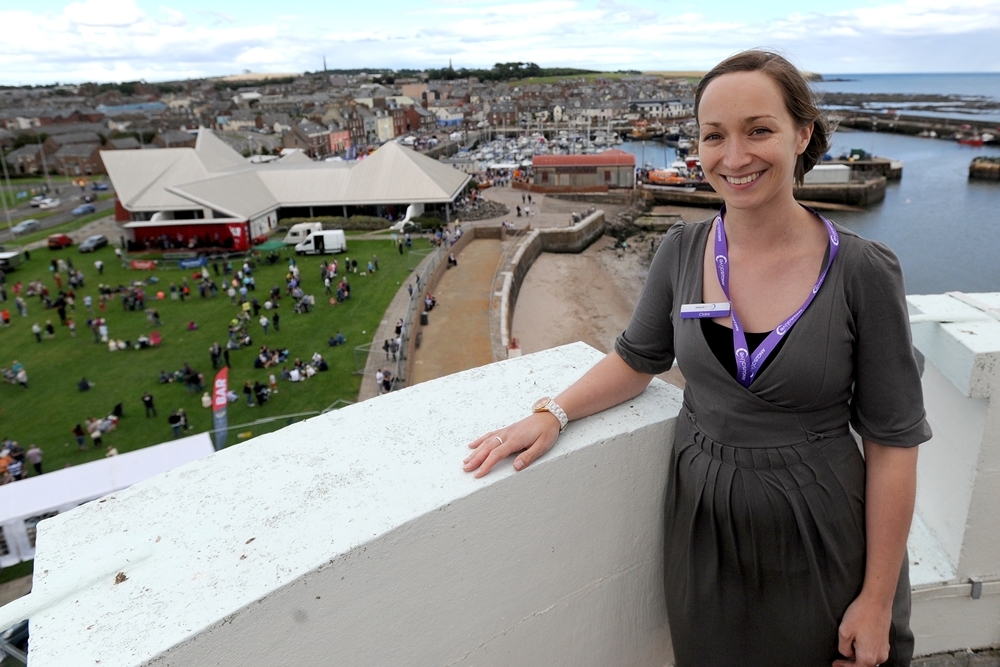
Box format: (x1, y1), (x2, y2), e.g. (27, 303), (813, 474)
(499, 210), (605, 354)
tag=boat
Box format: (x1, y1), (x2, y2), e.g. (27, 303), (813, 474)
(959, 136), (985, 147)
(630, 121), (657, 141)
(647, 169), (688, 185)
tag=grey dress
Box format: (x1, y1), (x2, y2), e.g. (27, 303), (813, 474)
(615, 218), (932, 667)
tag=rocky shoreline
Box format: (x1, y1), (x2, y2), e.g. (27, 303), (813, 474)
(819, 91), (1000, 116)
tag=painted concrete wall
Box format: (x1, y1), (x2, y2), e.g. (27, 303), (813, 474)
(906, 293), (1000, 654)
(498, 210), (606, 352)
(4, 344), (683, 667)
(914, 361), (988, 568)
(7, 292), (1000, 663)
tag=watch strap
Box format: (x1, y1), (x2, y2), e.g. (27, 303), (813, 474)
(542, 399), (568, 431)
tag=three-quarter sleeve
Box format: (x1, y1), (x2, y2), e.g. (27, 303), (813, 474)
(614, 223), (684, 375)
(848, 241), (932, 447)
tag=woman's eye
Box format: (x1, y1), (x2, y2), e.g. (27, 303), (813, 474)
(751, 127), (772, 136)
(702, 133), (721, 141)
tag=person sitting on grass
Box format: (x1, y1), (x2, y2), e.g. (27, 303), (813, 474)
(311, 352), (329, 372)
(329, 331), (346, 347)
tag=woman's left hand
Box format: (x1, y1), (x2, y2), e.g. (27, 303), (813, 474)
(832, 593), (892, 667)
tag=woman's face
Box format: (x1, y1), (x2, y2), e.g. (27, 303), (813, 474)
(697, 71), (812, 213)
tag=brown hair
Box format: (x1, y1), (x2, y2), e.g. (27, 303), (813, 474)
(694, 50), (829, 185)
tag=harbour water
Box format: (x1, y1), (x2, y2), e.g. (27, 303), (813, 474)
(620, 133), (999, 295)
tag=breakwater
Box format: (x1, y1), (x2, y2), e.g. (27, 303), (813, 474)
(969, 157), (1000, 181)
(836, 112), (999, 141)
(827, 157), (903, 180)
(640, 176), (886, 210)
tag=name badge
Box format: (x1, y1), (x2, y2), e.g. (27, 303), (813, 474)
(680, 302), (731, 319)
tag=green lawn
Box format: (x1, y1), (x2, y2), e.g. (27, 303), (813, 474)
(0, 236), (414, 472)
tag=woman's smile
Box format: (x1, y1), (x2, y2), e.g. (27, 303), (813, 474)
(724, 170), (765, 187)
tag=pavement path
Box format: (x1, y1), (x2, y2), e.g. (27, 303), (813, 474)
(409, 240), (501, 385)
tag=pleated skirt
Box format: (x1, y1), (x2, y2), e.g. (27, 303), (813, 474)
(664, 409), (913, 667)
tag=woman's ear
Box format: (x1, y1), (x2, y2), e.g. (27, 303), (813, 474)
(796, 122), (814, 156)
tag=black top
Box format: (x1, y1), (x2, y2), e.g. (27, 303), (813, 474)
(700, 319), (788, 380)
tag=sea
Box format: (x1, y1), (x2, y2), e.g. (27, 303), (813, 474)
(621, 133), (999, 295)
(810, 73), (1000, 100)
(618, 73), (1000, 295)
(810, 73), (1000, 123)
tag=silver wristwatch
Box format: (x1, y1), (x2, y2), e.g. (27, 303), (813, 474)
(532, 396), (568, 431)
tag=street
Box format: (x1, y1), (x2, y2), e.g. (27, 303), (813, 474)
(0, 193), (115, 244)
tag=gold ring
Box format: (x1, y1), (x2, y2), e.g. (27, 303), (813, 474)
(493, 435), (503, 445)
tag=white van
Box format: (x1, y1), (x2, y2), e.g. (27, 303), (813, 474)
(294, 229), (347, 255)
(283, 222), (323, 245)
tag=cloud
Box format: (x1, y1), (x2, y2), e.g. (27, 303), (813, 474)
(63, 0), (144, 27)
(158, 6), (187, 28)
(0, 0), (996, 85)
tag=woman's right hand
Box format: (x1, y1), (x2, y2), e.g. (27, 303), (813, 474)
(462, 412), (562, 478)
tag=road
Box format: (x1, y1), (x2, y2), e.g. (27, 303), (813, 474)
(0, 195), (115, 244)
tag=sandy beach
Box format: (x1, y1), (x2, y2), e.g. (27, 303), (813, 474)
(510, 221), (708, 389)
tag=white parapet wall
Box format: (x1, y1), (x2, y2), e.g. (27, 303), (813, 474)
(1, 343), (684, 667)
(5, 295), (1000, 662)
(0, 433), (214, 567)
(906, 293), (1000, 654)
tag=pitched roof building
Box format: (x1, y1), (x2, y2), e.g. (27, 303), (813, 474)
(101, 129), (470, 252)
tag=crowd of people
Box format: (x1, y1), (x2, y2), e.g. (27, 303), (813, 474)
(0, 439), (44, 485)
(1, 223), (423, 474)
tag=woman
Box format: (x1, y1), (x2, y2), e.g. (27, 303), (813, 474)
(463, 51), (930, 667)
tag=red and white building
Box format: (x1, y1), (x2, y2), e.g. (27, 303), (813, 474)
(102, 129), (471, 253)
(530, 150), (636, 192)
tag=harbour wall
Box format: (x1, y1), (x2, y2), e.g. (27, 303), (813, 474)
(836, 112), (1000, 140)
(640, 176), (887, 209)
(827, 158), (903, 180)
(969, 158), (1000, 181)
(497, 210), (606, 355)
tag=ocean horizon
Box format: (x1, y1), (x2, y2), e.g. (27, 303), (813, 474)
(812, 72), (1000, 100)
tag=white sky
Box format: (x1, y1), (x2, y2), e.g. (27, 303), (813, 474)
(1, 0), (998, 85)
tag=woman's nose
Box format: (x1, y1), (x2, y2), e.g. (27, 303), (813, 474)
(722, 137), (752, 169)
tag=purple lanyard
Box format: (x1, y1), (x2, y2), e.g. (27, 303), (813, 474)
(714, 207), (840, 387)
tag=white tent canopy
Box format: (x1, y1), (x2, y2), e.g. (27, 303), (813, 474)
(102, 129), (471, 222)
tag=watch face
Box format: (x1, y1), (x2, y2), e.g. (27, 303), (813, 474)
(533, 397), (550, 411)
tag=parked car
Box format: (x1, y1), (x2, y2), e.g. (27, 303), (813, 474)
(37, 198), (61, 209)
(72, 203), (96, 216)
(29, 195), (46, 207)
(78, 234), (108, 252)
(10, 219), (40, 235)
(91, 183), (109, 191)
(48, 233), (74, 249)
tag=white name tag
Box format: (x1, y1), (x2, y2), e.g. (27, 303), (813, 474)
(680, 302), (731, 318)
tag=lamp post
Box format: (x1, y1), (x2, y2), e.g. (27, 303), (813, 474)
(0, 148), (13, 236)
(36, 134), (54, 194)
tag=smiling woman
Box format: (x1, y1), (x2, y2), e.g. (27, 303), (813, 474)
(463, 50), (930, 667)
